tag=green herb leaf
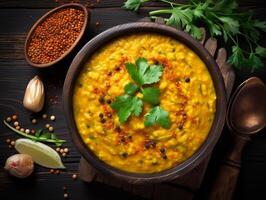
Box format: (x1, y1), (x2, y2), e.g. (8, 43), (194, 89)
(124, 83), (139, 95)
(253, 20), (266, 32)
(110, 95), (143, 123)
(247, 53), (264, 72)
(51, 134), (58, 140)
(123, 0), (149, 11)
(220, 17), (240, 35)
(228, 46), (246, 67)
(142, 87), (160, 105)
(39, 132), (51, 140)
(144, 106), (170, 129)
(255, 46), (266, 58)
(35, 129), (42, 137)
(126, 57), (163, 86)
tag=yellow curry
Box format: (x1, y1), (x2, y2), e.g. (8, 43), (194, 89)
(73, 33), (216, 173)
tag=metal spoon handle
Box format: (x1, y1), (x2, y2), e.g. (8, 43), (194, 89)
(208, 133), (250, 200)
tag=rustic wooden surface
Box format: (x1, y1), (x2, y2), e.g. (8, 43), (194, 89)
(0, 1), (266, 200)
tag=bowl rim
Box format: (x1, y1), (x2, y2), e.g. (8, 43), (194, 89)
(63, 22), (227, 184)
(24, 3), (89, 68)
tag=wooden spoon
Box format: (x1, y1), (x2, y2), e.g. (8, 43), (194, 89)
(208, 77), (266, 200)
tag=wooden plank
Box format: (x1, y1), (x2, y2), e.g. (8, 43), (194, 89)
(0, 0), (266, 9)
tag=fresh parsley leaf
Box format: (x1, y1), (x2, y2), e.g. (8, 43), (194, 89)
(247, 53), (263, 72)
(142, 87), (160, 105)
(144, 106), (170, 129)
(255, 46), (266, 58)
(110, 95), (143, 123)
(253, 20), (266, 32)
(124, 83), (139, 95)
(126, 57), (163, 86)
(123, 0), (149, 12)
(228, 46), (246, 67)
(220, 17), (240, 35)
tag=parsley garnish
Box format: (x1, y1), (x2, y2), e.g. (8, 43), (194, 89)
(123, 0), (266, 71)
(110, 57), (170, 129)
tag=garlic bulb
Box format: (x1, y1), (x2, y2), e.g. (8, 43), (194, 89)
(4, 154), (34, 178)
(23, 76), (45, 112)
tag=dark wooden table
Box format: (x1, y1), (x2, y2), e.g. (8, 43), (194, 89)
(0, 1), (265, 200)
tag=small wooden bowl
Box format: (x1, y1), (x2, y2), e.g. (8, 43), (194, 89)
(24, 3), (89, 68)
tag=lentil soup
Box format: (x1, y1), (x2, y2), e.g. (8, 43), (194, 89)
(73, 33), (216, 173)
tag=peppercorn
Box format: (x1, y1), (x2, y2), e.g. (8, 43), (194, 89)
(6, 117), (12, 122)
(115, 66), (120, 71)
(162, 154), (167, 160)
(63, 148), (69, 153)
(99, 113), (104, 118)
(115, 126), (121, 133)
(64, 193), (68, 199)
(42, 114), (48, 119)
(25, 129), (30, 134)
(98, 96), (105, 104)
(16, 126), (21, 130)
(31, 119), (37, 124)
(14, 121), (19, 127)
(45, 124), (50, 129)
(178, 125), (183, 130)
(10, 141), (16, 146)
(20, 128), (25, 132)
(72, 174), (77, 180)
(100, 118), (106, 123)
(12, 115), (18, 121)
(50, 115), (56, 121)
(160, 147), (166, 153)
(106, 99), (112, 104)
(48, 126), (54, 132)
(6, 139), (11, 144)
(185, 77), (190, 83)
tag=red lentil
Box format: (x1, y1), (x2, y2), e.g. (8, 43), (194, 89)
(27, 8), (85, 64)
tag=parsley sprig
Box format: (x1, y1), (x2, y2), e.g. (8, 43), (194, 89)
(123, 0), (266, 71)
(110, 58), (170, 129)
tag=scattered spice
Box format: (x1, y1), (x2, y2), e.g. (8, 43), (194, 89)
(20, 128), (25, 133)
(95, 21), (100, 26)
(185, 77), (190, 83)
(14, 121), (19, 127)
(60, 149), (64, 154)
(45, 124), (50, 129)
(10, 141), (16, 146)
(106, 99), (112, 104)
(62, 153), (67, 157)
(48, 126), (54, 132)
(56, 147), (60, 152)
(6, 139), (11, 144)
(72, 174), (77, 180)
(64, 193), (69, 199)
(15, 126), (21, 130)
(12, 115), (18, 121)
(98, 96), (105, 104)
(42, 114), (48, 119)
(63, 148), (69, 153)
(31, 118), (37, 124)
(27, 8), (85, 64)
(50, 169), (55, 174)
(50, 115), (56, 121)
(6, 117), (11, 122)
(25, 129), (30, 134)
(31, 129), (36, 134)
(55, 170), (60, 174)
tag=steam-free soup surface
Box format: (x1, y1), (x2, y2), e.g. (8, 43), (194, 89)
(73, 33), (216, 173)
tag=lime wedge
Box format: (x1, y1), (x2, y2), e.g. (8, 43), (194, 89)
(15, 138), (65, 169)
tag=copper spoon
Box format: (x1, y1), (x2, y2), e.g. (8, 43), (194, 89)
(208, 77), (266, 200)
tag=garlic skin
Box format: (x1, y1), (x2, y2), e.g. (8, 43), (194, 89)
(4, 154), (34, 178)
(23, 76), (45, 112)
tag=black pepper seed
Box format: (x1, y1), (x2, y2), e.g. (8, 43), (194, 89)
(98, 96), (105, 104)
(107, 71), (112, 76)
(99, 113), (104, 118)
(115, 66), (120, 71)
(185, 77), (190, 83)
(128, 135), (132, 140)
(106, 99), (112, 104)
(115, 126), (121, 133)
(162, 154), (167, 160)
(160, 147), (165, 153)
(178, 125), (183, 130)
(121, 152), (128, 158)
(144, 143), (150, 149)
(100, 118), (106, 123)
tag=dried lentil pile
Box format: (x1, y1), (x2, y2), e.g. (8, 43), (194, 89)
(27, 8), (85, 64)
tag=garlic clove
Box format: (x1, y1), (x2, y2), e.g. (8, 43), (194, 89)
(23, 76), (45, 112)
(4, 154), (34, 178)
